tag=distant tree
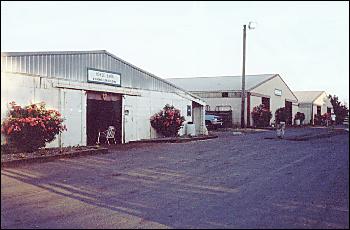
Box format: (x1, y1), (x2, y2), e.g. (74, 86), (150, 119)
(328, 95), (349, 124)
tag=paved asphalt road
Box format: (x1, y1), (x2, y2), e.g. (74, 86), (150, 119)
(1, 127), (349, 229)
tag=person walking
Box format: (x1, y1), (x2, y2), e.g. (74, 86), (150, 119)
(331, 113), (336, 129)
(275, 108), (287, 139)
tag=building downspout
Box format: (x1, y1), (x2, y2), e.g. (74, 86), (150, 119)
(58, 89), (62, 147)
(81, 90), (84, 145)
(122, 95), (125, 144)
(311, 103), (314, 125)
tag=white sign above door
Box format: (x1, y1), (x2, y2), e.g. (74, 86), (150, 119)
(87, 68), (121, 86)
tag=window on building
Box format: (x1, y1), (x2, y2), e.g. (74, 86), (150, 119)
(215, 105), (232, 111)
(233, 92), (240, 97)
(327, 107), (332, 114)
(222, 92), (229, 98)
(205, 105), (210, 111)
(274, 89), (282, 96)
(262, 97), (270, 111)
(187, 105), (192, 116)
(317, 106), (321, 115)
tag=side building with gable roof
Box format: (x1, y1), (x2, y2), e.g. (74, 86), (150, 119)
(168, 74), (299, 127)
(293, 91), (333, 125)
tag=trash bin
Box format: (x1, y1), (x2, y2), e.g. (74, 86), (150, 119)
(186, 122), (196, 136)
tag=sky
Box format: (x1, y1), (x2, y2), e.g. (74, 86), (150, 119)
(1, 1), (349, 105)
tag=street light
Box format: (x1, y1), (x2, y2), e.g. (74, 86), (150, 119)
(241, 21), (256, 128)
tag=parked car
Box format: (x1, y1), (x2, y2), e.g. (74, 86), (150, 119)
(205, 114), (223, 130)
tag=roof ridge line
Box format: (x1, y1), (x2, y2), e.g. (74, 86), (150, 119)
(1, 50), (107, 56)
(167, 74), (277, 79)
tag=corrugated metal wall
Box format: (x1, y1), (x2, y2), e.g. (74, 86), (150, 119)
(1, 51), (184, 93)
(192, 91), (241, 98)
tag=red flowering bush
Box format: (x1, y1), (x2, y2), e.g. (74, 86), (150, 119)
(150, 104), (185, 137)
(251, 104), (272, 127)
(314, 112), (331, 126)
(1, 101), (67, 152)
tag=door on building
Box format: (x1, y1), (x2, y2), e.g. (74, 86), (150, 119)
(262, 97), (270, 111)
(327, 107), (332, 114)
(192, 101), (203, 135)
(86, 92), (122, 145)
(285, 100), (293, 125)
(317, 106), (322, 115)
(123, 104), (136, 143)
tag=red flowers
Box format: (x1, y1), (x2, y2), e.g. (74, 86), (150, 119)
(314, 112), (332, 126)
(7, 125), (14, 135)
(150, 104), (186, 137)
(1, 101), (67, 152)
(251, 104), (272, 127)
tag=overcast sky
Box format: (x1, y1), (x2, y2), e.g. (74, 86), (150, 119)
(2, 1), (349, 105)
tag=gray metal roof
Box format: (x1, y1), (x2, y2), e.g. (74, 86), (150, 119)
(167, 74), (278, 92)
(293, 91), (325, 103)
(1, 50), (204, 102)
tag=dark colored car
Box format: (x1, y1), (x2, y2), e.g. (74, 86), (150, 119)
(205, 114), (223, 130)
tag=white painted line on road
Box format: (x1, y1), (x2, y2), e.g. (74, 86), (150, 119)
(274, 154), (314, 173)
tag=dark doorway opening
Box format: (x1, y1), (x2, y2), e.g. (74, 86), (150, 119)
(327, 107), (332, 114)
(285, 100), (293, 125)
(317, 106), (321, 115)
(262, 97), (270, 111)
(86, 92), (122, 145)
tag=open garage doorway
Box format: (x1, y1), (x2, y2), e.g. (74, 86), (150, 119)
(86, 91), (122, 145)
(285, 100), (293, 126)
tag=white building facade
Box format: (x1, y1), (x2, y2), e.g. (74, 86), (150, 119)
(293, 91), (333, 125)
(1, 50), (207, 147)
(168, 74), (299, 127)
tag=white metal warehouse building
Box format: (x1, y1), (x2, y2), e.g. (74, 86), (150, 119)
(1, 50), (207, 147)
(293, 91), (333, 125)
(168, 74), (299, 127)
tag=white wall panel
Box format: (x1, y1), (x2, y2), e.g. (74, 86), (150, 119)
(123, 91), (195, 143)
(60, 89), (86, 147)
(298, 104), (312, 124)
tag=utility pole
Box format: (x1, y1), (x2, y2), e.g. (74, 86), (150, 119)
(241, 24), (247, 128)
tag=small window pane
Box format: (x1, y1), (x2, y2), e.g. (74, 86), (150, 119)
(187, 105), (192, 116)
